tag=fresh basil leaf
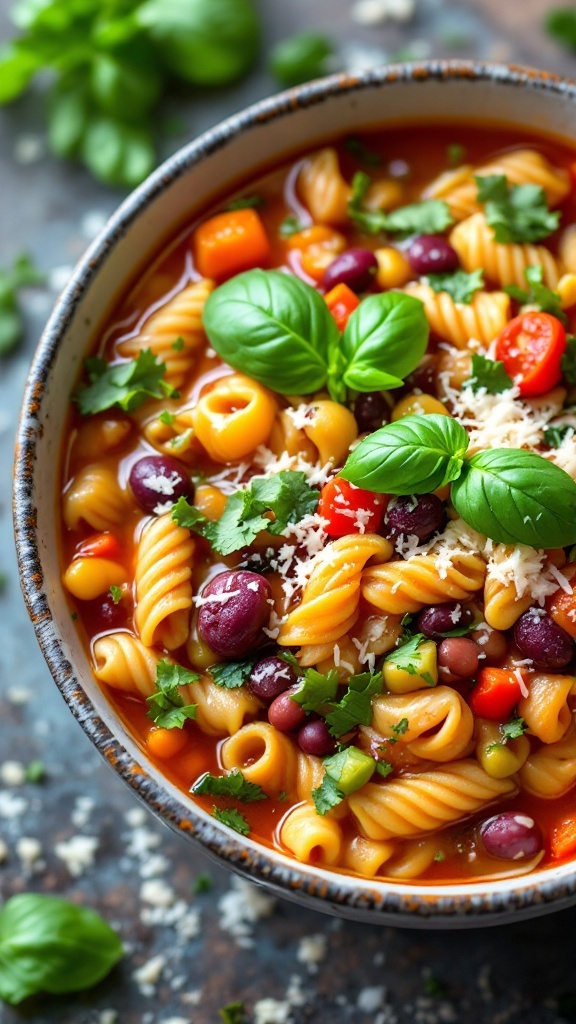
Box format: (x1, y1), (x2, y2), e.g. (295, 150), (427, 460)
(562, 335), (576, 384)
(290, 668), (339, 712)
(427, 268), (484, 304)
(81, 115), (156, 189)
(0, 45), (40, 104)
(325, 671), (383, 737)
(451, 448), (576, 547)
(47, 80), (89, 158)
(0, 894), (122, 1005)
(269, 32), (333, 86)
(192, 769), (267, 802)
(476, 175), (559, 244)
(74, 349), (176, 415)
(504, 265), (566, 324)
(213, 806), (250, 835)
(339, 292), (429, 393)
(202, 269), (338, 396)
(209, 656), (258, 689)
(146, 660), (199, 729)
(0, 253), (45, 357)
(344, 136), (383, 167)
(341, 413), (469, 494)
(544, 424), (574, 448)
(464, 354), (513, 395)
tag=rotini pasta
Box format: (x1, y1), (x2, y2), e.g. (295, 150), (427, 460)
(403, 282), (511, 349)
(362, 550), (486, 615)
(517, 673), (575, 744)
(520, 725), (576, 798)
(370, 687), (475, 762)
(92, 632), (162, 696)
(450, 213), (562, 288)
(280, 802), (343, 865)
(63, 465), (130, 532)
(134, 514), (194, 650)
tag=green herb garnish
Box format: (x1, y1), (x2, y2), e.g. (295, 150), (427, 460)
(544, 425), (574, 448)
(0, 254), (44, 357)
(213, 807), (250, 835)
(109, 585), (123, 605)
(192, 769), (267, 802)
(562, 336), (576, 384)
(427, 268), (484, 304)
(75, 349), (177, 416)
(290, 668), (339, 712)
(146, 661), (199, 729)
(312, 746), (376, 815)
(325, 671), (384, 737)
(375, 759), (393, 778)
(348, 172), (454, 237)
(476, 174), (560, 244)
(209, 656), (258, 690)
(278, 214), (306, 238)
(344, 136), (383, 167)
(463, 354), (514, 395)
(219, 1002), (246, 1024)
(385, 635), (435, 687)
(226, 195), (264, 210)
(159, 409), (176, 425)
(505, 265), (566, 323)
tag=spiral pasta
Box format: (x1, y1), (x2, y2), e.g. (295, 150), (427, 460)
(117, 278), (215, 389)
(63, 465), (130, 532)
(517, 672), (575, 744)
(221, 721), (327, 802)
(142, 407), (197, 463)
(483, 545), (536, 630)
(71, 414), (132, 463)
(134, 514), (194, 650)
(362, 550), (486, 615)
(371, 687), (475, 762)
(450, 213), (562, 289)
(403, 282), (510, 349)
(278, 534), (393, 647)
(280, 802), (343, 865)
(190, 677), (260, 737)
(92, 632), (162, 696)
(348, 761), (518, 841)
(520, 726), (576, 798)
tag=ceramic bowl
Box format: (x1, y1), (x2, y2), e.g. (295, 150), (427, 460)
(14, 60), (576, 928)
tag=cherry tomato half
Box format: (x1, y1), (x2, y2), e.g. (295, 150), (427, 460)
(494, 311), (566, 397)
(318, 476), (387, 538)
(75, 531), (123, 562)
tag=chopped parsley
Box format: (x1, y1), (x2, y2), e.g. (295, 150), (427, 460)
(375, 759), (393, 778)
(505, 265), (567, 323)
(213, 807), (250, 836)
(390, 717), (409, 740)
(226, 194), (264, 210)
(193, 871), (213, 894)
(171, 336), (185, 351)
(278, 214), (305, 238)
(159, 409), (176, 426)
(209, 656), (258, 690)
(427, 268), (484, 304)
(312, 746), (376, 815)
(109, 585), (123, 605)
(312, 773), (345, 816)
(476, 174), (560, 244)
(75, 349), (177, 416)
(544, 425), (573, 448)
(192, 769), (267, 802)
(324, 671), (384, 738)
(290, 667), (339, 712)
(146, 661), (199, 729)
(385, 634), (436, 687)
(433, 850), (445, 862)
(344, 136), (383, 167)
(348, 171), (453, 237)
(463, 353), (514, 395)
(500, 717), (527, 743)
(172, 470), (319, 556)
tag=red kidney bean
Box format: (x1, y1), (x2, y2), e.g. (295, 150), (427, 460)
(417, 602), (474, 639)
(197, 570), (272, 658)
(513, 608), (573, 669)
(470, 625), (508, 663)
(247, 655), (298, 704)
(268, 688), (306, 733)
(384, 494), (444, 542)
(438, 637), (480, 679)
(481, 812), (543, 860)
(129, 455), (192, 514)
(297, 719), (337, 756)
(87, 594), (128, 633)
(354, 391), (389, 433)
(323, 248), (378, 293)
(407, 235), (459, 275)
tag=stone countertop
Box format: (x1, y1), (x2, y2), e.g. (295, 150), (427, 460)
(2, 2), (576, 1022)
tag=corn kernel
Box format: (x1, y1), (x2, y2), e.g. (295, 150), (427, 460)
(392, 393), (450, 421)
(375, 247), (413, 290)
(384, 640), (438, 694)
(194, 484), (227, 522)
(64, 557), (125, 601)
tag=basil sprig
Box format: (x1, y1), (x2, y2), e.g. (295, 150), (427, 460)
(341, 413), (576, 547)
(202, 269), (428, 402)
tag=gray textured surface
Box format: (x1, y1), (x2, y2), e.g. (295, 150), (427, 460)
(2, 1), (576, 1022)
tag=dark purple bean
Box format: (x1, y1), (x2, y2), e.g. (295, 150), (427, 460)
(89, 594), (128, 633)
(438, 637), (480, 679)
(417, 602), (474, 639)
(248, 655), (298, 704)
(297, 719), (337, 756)
(129, 455), (191, 514)
(513, 609), (573, 669)
(268, 688), (306, 733)
(481, 811), (543, 860)
(354, 391), (389, 433)
(323, 248), (378, 293)
(407, 235), (459, 276)
(384, 494), (444, 543)
(197, 570), (272, 658)
(405, 358), (437, 396)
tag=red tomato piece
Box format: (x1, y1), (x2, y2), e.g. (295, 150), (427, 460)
(318, 476), (386, 538)
(494, 311), (566, 397)
(75, 531), (123, 562)
(551, 815), (576, 861)
(469, 667), (525, 720)
(324, 282), (360, 331)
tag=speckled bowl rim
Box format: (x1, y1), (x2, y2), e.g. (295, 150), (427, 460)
(14, 59), (576, 927)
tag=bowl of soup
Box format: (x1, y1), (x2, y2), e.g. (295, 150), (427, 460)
(15, 60), (576, 927)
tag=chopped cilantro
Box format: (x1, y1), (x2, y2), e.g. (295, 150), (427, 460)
(210, 656), (258, 690)
(562, 336), (576, 384)
(313, 746), (376, 815)
(172, 471), (319, 556)
(312, 773), (345, 816)
(463, 353), (513, 395)
(192, 769), (267, 802)
(159, 409), (176, 426)
(344, 136), (383, 167)
(278, 214), (305, 238)
(109, 585), (123, 605)
(0, 253), (45, 357)
(500, 717), (527, 743)
(278, 790), (288, 802)
(433, 850), (445, 862)
(226, 194), (264, 210)
(375, 759), (393, 778)
(146, 661), (199, 729)
(290, 667), (339, 712)
(348, 172), (453, 237)
(505, 265), (566, 324)
(219, 1001), (246, 1024)
(25, 760), (45, 783)
(476, 174), (559, 244)
(171, 336), (185, 351)
(385, 634), (436, 687)
(390, 717), (409, 739)
(427, 268), (484, 304)
(193, 871), (213, 894)
(325, 671), (383, 737)
(213, 807), (250, 836)
(544, 425), (573, 448)
(447, 143), (466, 166)
(279, 650), (303, 674)
(75, 349), (177, 416)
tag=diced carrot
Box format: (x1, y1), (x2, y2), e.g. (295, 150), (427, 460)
(193, 208), (271, 280)
(75, 531), (123, 562)
(146, 727), (188, 759)
(288, 225), (345, 283)
(324, 283), (360, 331)
(469, 667), (525, 720)
(551, 815), (576, 861)
(546, 563), (576, 639)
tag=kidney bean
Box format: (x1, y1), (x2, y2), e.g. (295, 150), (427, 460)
(129, 454), (192, 514)
(268, 687), (306, 733)
(417, 602), (474, 639)
(247, 655), (298, 704)
(438, 637), (480, 679)
(407, 235), (459, 275)
(86, 594), (128, 633)
(197, 570), (272, 658)
(297, 718), (337, 756)
(323, 248), (378, 293)
(481, 811), (543, 860)
(354, 391), (389, 433)
(513, 608), (573, 669)
(384, 493), (444, 542)
(471, 625), (508, 664)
